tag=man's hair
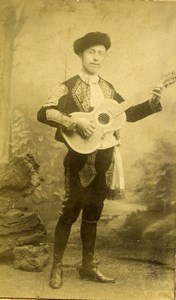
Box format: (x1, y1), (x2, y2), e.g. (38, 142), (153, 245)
(73, 32), (111, 55)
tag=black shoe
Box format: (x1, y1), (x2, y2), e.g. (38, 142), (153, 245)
(49, 262), (63, 289)
(79, 266), (115, 283)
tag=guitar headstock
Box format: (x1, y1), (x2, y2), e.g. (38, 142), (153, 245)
(158, 72), (176, 89)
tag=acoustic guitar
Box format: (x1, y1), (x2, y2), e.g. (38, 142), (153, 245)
(61, 72), (176, 154)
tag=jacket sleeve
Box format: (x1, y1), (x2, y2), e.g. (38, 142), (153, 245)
(125, 99), (162, 122)
(37, 84), (74, 129)
(113, 87), (162, 123)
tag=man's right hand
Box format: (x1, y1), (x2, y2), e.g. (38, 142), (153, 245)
(76, 117), (95, 138)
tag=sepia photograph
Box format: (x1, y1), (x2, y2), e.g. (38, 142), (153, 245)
(0, 0), (176, 299)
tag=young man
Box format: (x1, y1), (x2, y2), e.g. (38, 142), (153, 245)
(37, 32), (163, 288)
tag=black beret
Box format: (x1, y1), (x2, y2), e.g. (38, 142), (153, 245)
(73, 32), (111, 55)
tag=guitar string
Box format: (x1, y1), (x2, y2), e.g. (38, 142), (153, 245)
(98, 74), (176, 123)
(110, 74), (176, 120)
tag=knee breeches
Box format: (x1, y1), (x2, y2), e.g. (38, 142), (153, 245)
(59, 167), (108, 225)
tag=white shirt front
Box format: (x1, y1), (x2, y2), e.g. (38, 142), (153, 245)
(79, 71), (105, 107)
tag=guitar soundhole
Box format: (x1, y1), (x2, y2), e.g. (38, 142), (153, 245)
(98, 113), (110, 124)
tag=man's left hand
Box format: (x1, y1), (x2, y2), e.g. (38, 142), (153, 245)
(149, 85), (162, 111)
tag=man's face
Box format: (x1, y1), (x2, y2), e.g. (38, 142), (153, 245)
(80, 45), (106, 75)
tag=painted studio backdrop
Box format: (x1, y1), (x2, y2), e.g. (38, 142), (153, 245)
(0, 1), (176, 300)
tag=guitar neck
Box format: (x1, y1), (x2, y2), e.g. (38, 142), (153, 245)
(116, 72), (176, 116)
(115, 100), (132, 116)
(115, 79), (169, 117)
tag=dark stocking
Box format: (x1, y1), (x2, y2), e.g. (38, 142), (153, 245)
(54, 218), (72, 262)
(81, 221), (97, 268)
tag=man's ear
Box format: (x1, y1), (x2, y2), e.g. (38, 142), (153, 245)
(104, 51), (108, 58)
(78, 52), (83, 59)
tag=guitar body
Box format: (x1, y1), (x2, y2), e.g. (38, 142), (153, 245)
(61, 99), (126, 154)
